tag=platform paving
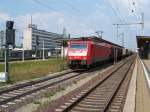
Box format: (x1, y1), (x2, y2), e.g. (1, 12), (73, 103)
(143, 59), (150, 72)
(123, 57), (150, 112)
(136, 58), (150, 112)
(123, 58), (137, 112)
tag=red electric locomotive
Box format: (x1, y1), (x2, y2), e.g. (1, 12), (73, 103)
(67, 36), (123, 69)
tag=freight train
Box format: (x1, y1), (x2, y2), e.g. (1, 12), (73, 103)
(67, 36), (130, 69)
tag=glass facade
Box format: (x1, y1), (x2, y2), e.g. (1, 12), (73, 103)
(31, 29), (63, 50)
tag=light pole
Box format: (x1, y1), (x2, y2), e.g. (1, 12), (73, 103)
(22, 47), (24, 62)
(21, 38), (24, 62)
(121, 33), (124, 47)
(43, 40), (45, 60)
(4, 44), (9, 81)
(35, 36), (39, 59)
(118, 33), (124, 47)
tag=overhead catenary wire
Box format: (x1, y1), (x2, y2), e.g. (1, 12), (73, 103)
(32, 0), (141, 38)
(128, 0), (139, 19)
(128, 0), (134, 12)
(104, 0), (128, 41)
(106, 0), (140, 38)
(63, 0), (81, 13)
(62, 0), (96, 32)
(31, 0), (95, 36)
(131, 0), (136, 6)
(107, 0), (131, 41)
(104, 0), (124, 23)
(98, 0), (131, 40)
(32, 0), (57, 12)
(63, 0), (133, 37)
(32, 0), (129, 35)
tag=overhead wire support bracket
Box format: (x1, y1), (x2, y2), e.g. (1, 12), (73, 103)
(113, 13), (144, 36)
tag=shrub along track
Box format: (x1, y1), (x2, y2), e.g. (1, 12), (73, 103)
(38, 55), (136, 112)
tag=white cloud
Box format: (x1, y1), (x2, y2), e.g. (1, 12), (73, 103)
(13, 11), (96, 37)
(0, 12), (10, 21)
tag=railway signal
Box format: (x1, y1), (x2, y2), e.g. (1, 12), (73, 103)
(6, 21), (15, 46)
(4, 21), (15, 82)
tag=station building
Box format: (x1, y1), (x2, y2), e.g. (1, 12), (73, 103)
(136, 36), (150, 59)
(22, 24), (64, 57)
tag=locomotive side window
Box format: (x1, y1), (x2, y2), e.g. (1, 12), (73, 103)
(70, 44), (87, 49)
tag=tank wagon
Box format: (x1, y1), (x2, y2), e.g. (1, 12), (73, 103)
(67, 36), (126, 69)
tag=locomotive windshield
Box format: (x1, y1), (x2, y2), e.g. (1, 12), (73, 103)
(70, 44), (87, 49)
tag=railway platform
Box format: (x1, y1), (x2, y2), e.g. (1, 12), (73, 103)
(124, 56), (150, 112)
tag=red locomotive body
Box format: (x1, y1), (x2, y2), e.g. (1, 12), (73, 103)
(67, 37), (123, 69)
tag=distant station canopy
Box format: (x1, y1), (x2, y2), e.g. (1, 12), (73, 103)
(136, 36), (150, 59)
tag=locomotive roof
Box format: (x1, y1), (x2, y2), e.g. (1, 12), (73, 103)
(68, 36), (124, 48)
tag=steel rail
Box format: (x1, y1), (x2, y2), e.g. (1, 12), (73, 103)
(58, 56), (135, 112)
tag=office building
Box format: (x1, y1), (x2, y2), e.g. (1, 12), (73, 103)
(23, 24), (63, 50)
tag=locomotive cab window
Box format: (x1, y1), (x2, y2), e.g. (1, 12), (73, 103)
(70, 44), (87, 49)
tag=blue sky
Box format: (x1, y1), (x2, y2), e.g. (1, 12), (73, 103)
(0, 0), (150, 49)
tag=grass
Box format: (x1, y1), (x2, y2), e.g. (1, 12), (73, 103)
(0, 58), (67, 85)
(44, 86), (65, 98)
(33, 100), (41, 105)
(35, 86), (67, 112)
(44, 91), (56, 98)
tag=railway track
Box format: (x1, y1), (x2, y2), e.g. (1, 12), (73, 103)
(0, 61), (114, 112)
(0, 70), (85, 111)
(0, 70), (73, 94)
(54, 55), (135, 112)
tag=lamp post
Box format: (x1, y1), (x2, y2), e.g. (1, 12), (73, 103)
(35, 36), (39, 59)
(43, 40), (45, 60)
(21, 37), (24, 62)
(22, 47), (24, 62)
